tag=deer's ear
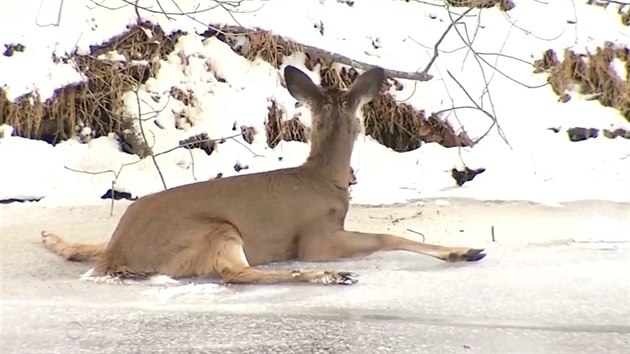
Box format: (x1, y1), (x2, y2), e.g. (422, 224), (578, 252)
(284, 65), (324, 103)
(347, 67), (385, 110)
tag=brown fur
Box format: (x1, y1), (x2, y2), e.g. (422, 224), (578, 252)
(41, 65), (485, 286)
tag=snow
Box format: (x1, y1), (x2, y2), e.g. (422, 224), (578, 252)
(0, 0), (629, 207)
(80, 267), (182, 286)
(572, 214), (630, 244)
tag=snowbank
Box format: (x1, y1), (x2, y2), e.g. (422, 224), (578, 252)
(0, 0), (629, 206)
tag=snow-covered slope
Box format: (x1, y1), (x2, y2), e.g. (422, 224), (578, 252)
(1, 0), (629, 206)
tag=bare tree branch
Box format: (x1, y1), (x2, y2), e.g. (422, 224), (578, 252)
(460, 7), (483, 71)
(64, 128), (260, 214)
(500, 7), (567, 42)
(446, 9), (548, 90)
(476, 51), (538, 68)
(421, 7), (474, 79)
(446, 8), (512, 148)
(219, 25), (433, 81)
(132, 87), (168, 190)
(88, 0), (258, 29)
(65, 160), (140, 215)
(154, 0), (176, 21)
(35, 0), (65, 27)
(587, 0), (630, 7)
(116, 0), (243, 16)
(446, 70), (499, 146)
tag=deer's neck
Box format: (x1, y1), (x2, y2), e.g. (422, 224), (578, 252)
(303, 125), (356, 184)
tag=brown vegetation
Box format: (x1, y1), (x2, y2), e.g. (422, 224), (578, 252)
(0, 21), (184, 155)
(234, 29), (471, 151)
(586, 0), (630, 26)
(2, 20), (472, 156)
(264, 100), (310, 149)
(445, 0), (515, 12)
(3, 43), (25, 57)
(533, 43), (630, 125)
(179, 132), (216, 155)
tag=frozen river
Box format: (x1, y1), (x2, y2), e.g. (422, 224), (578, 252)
(2, 199), (629, 353)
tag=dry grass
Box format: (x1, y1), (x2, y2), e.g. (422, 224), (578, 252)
(0, 21), (184, 155)
(534, 43), (630, 124)
(363, 98), (473, 151)
(215, 29), (299, 68)
(3, 43), (25, 57)
(316, 61), (472, 151)
(179, 132), (216, 155)
(3, 22), (473, 154)
(586, 0), (630, 26)
(170, 87), (198, 107)
(265, 100), (310, 148)
(226, 29), (472, 151)
(243, 31), (298, 68)
(240, 126), (257, 144)
(445, 0), (515, 11)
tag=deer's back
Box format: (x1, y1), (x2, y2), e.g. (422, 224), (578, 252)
(103, 166), (349, 270)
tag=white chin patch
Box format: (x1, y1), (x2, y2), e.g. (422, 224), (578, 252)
(79, 268), (180, 286)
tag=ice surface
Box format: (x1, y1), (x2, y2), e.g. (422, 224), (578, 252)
(572, 214), (630, 244)
(2, 200), (629, 353)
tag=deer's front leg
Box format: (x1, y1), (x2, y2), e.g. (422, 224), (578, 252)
(298, 229), (486, 262)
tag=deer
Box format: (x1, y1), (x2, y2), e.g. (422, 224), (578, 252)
(41, 64), (486, 286)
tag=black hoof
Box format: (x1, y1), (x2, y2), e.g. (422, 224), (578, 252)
(336, 271), (359, 285)
(464, 248), (486, 262)
(446, 248), (486, 262)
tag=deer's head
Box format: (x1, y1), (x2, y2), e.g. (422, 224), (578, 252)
(284, 65), (385, 139)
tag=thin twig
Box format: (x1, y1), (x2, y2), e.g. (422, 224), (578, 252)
(450, 10), (508, 146)
(65, 159), (141, 215)
(447, 9), (512, 148)
(448, 11), (548, 90)
(154, 133), (241, 157)
(445, 70), (499, 146)
(109, 180), (114, 215)
(187, 148), (198, 181)
(421, 7), (474, 78)
(118, 0), (242, 16)
(476, 52), (538, 68)
(406, 228), (426, 242)
(368, 211), (422, 225)
(460, 7), (483, 72)
(500, 7), (566, 42)
(220, 25), (433, 81)
(154, 0), (175, 21)
(35, 0), (65, 27)
(433, 105), (494, 116)
(133, 88), (168, 190)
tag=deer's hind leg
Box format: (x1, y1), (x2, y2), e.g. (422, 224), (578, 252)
(173, 222), (358, 285)
(298, 229), (486, 263)
(41, 231), (107, 262)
